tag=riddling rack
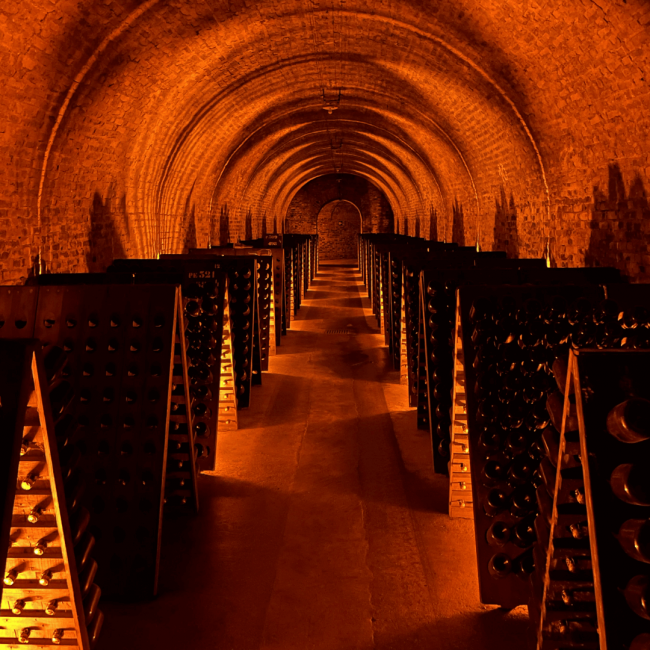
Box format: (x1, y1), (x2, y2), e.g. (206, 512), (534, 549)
(217, 292), (238, 435)
(1, 340), (103, 648)
(449, 299), (471, 518)
(537, 349), (650, 650)
(191, 248), (277, 367)
(420, 268), (514, 476)
(0, 284), (199, 599)
(30, 268), (229, 473)
(458, 283), (606, 608)
(111, 257), (260, 410)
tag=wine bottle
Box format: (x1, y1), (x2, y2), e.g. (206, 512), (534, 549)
(185, 300), (202, 317)
(486, 520), (510, 546)
(39, 569), (53, 586)
(595, 323), (622, 348)
(473, 345), (498, 372)
(20, 474), (37, 491)
(192, 385), (212, 400)
(513, 516), (537, 547)
(79, 559), (98, 595)
(70, 507), (90, 546)
(83, 583), (101, 623)
(571, 323), (596, 348)
(546, 391), (575, 432)
(611, 463), (650, 506)
(45, 600), (58, 616)
(487, 553), (512, 578)
(495, 342), (521, 375)
(472, 321), (494, 346)
(510, 485), (536, 516)
(165, 494), (188, 507)
(49, 380), (74, 418)
(518, 323), (544, 348)
(568, 297), (593, 326)
(170, 402), (187, 416)
(593, 299), (619, 326)
(498, 385), (515, 405)
(478, 426), (503, 454)
(12, 599), (26, 615)
(607, 398), (650, 443)
(624, 574), (650, 621)
(493, 316), (517, 345)
(51, 629), (64, 645)
(75, 532), (96, 570)
(33, 538), (47, 556)
(193, 402), (211, 418)
(43, 345), (67, 382)
(88, 610), (105, 646)
(4, 569), (18, 586)
(630, 633), (650, 650)
(482, 460), (506, 487)
(617, 519), (650, 563)
(477, 398), (500, 425)
(170, 440), (189, 454)
(505, 431), (528, 457)
(505, 399), (526, 429)
(483, 488), (508, 516)
(569, 521), (589, 540)
(529, 400), (552, 430)
(194, 422), (209, 437)
(514, 547), (535, 577)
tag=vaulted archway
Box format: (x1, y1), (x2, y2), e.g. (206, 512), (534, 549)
(317, 199), (363, 260)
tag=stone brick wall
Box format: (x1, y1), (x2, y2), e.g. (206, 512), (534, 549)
(317, 201), (362, 260)
(285, 174), (393, 239)
(0, 1), (648, 282)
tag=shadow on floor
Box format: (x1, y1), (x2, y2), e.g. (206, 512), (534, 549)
(337, 607), (531, 650)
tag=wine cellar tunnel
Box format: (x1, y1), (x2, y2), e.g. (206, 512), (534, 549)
(0, 1), (650, 649)
(316, 200), (363, 260)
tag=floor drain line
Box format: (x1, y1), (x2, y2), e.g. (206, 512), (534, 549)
(324, 329), (357, 335)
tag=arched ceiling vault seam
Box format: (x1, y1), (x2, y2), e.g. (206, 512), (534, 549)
(235, 134), (425, 212)
(37, 3), (549, 237)
(221, 117), (448, 219)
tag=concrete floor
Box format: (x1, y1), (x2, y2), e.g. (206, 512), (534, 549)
(97, 261), (529, 650)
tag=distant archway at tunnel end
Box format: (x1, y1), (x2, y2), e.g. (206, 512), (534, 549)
(284, 173), (394, 259)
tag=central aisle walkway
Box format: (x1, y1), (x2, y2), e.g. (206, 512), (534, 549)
(98, 262), (528, 650)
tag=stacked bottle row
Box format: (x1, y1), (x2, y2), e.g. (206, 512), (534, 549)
(225, 262), (260, 405)
(531, 355), (597, 649)
(373, 250), (382, 331)
(448, 302), (472, 518)
(403, 266), (423, 414)
(235, 232), (316, 332)
(283, 235), (316, 321)
(0, 284), (200, 599)
(256, 257), (274, 370)
(420, 268), (514, 477)
(536, 350), (650, 649)
(181, 276), (228, 471)
(285, 247), (295, 322)
(388, 254), (404, 370)
(460, 286), (606, 608)
(120, 256), (261, 410)
(190, 245), (285, 348)
(30, 265), (229, 469)
(421, 281), (456, 474)
(1, 341), (103, 648)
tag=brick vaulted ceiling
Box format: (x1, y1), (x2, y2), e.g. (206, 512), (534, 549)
(0, 0), (648, 279)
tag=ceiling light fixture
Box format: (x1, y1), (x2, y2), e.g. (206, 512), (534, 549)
(322, 88), (341, 114)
